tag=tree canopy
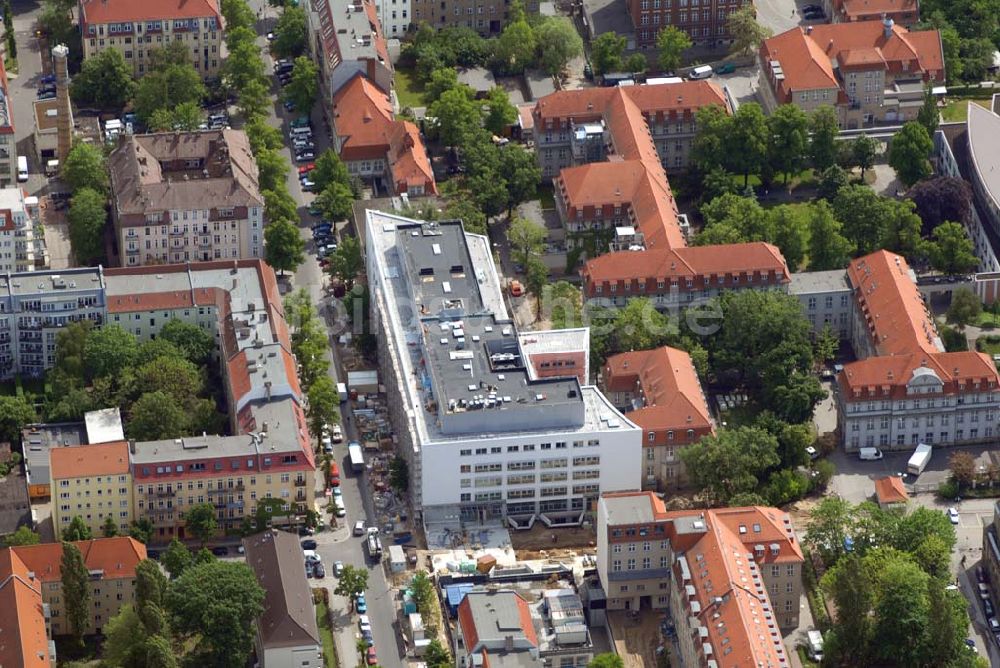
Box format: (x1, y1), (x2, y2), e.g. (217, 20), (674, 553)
(888, 121), (933, 187)
(71, 48), (135, 110)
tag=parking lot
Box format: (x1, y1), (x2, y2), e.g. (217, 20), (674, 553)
(755, 0), (823, 35)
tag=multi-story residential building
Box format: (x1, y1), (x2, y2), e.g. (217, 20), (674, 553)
(581, 242), (791, 307)
(788, 269), (853, 339)
(410, 0), (537, 34)
(597, 492), (803, 657)
(372, 0), (410, 37)
(365, 211), (641, 527)
(0, 188), (46, 273)
(455, 590), (540, 665)
(758, 20), (944, 128)
(837, 251), (1000, 451)
(0, 57), (15, 187)
(0, 544), (57, 667)
(78, 0), (224, 78)
(6, 537), (146, 636)
(331, 73), (437, 196)
(0, 267), (107, 379)
(825, 0), (919, 26)
(982, 502), (1000, 615)
(533, 82), (729, 180)
(625, 0), (749, 48)
(51, 441), (134, 537)
(601, 346), (713, 492)
(109, 130), (265, 266)
(306, 0), (393, 102)
(244, 530), (322, 668)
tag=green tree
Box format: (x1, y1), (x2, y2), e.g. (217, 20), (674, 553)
(82, 324), (137, 380)
(917, 84), (940, 136)
(307, 375), (340, 438)
(129, 518), (154, 544)
(727, 103), (769, 186)
(0, 395), (35, 445)
(62, 541), (92, 647)
(691, 104), (732, 172)
(767, 104), (809, 183)
(484, 86), (518, 136)
(821, 554), (872, 665)
(809, 106), (840, 171)
(221, 0), (255, 31)
(494, 17), (536, 74)
(135, 355), (203, 405)
(184, 502), (218, 544)
(102, 515), (120, 538)
(429, 87), (481, 146)
(167, 560), (265, 668)
(285, 56), (318, 113)
(128, 391), (189, 440)
(872, 559), (930, 666)
(71, 48), (135, 110)
(4, 525), (41, 546)
(679, 427), (780, 505)
(832, 185), (887, 255)
(328, 236), (364, 290)
(589, 653), (625, 668)
(807, 200), (853, 271)
(102, 605), (147, 668)
(524, 257), (549, 315)
(769, 204), (809, 270)
(237, 79), (271, 125)
(535, 17), (583, 76)
(162, 538), (194, 579)
(908, 176), (973, 236)
(424, 638), (452, 668)
(927, 221), (978, 274)
(700, 193), (772, 241)
(624, 53), (648, 74)
(143, 634), (179, 668)
(806, 496), (853, 564)
(264, 218), (306, 276)
(245, 118), (284, 155)
(763, 468), (810, 506)
(655, 26), (691, 72)
(498, 144), (540, 216)
(334, 564), (370, 610)
(135, 558), (168, 612)
(590, 32), (626, 76)
(817, 164), (849, 201)
(888, 121), (933, 187)
(425, 68), (461, 104)
(851, 133), (877, 179)
(389, 456), (410, 494)
(311, 149), (352, 192)
(160, 318), (215, 365)
(63, 143), (109, 194)
(62, 515), (93, 542)
(67, 187), (107, 265)
(609, 297), (677, 352)
(133, 49), (207, 121)
(445, 191), (488, 235)
(947, 287), (982, 329)
(273, 5), (308, 58)
(728, 5), (771, 57)
(507, 216), (547, 269)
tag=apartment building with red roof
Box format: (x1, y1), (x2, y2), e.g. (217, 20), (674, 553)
(597, 492), (802, 665)
(330, 73), (436, 197)
(601, 346), (714, 491)
(455, 589), (541, 667)
(79, 0), (224, 77)
(50, 441), (134, 538)
(306, 0), (393, 101)
(4, 537), (146, 636)
(758, 19), (943, 128)
(0, 548), (55, 667)
(836, 251), (1000, 451)
(826, 0), (919, 26)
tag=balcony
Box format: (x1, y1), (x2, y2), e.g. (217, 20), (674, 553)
(146, 488), (176, 497)
(295, 491), (307, 502)
(294, 478), (306, 487)
(125, 247), (139, 256)
(198, 238), (212, 249)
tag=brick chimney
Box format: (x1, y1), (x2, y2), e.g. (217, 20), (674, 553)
(53, 44), (72, 162)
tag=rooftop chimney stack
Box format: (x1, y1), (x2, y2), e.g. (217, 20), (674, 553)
(53, 44), (72, 162)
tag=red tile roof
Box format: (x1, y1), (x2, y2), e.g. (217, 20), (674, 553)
(874, 476), (909, 504)
(833, 0), (919, 22)
(332, 74), (436, 195)
(603, 346), (713, 441)
(0, 549), (52, 668)
(80, 0), (221, 26)
(11, 537), (146, 583)
(50, 441), (130, 480)
(582, 242), (789, 294)
(840, 251), (1000, 400)
(759, 23), (943, 102)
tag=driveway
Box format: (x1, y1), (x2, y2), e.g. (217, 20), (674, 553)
(756, 0), (813, 35)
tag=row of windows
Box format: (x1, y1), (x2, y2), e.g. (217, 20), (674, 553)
(849, 427), (992, 447)
(851, 412), (994, 430)
(458, 441), (600, 456)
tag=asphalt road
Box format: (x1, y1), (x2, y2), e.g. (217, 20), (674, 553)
(242, 3), (406, 665)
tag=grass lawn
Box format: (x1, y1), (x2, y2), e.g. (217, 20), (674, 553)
(975, 311), (1000, 329)
(797, 647), (819, 668)
(394, 65), (426, 109)
(315, 600), (338, 668)
(941, 98), (992, 122)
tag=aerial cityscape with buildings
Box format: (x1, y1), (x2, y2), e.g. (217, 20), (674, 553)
(1, 0), (1000, 665)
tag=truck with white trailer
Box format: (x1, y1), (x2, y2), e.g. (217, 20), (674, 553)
(907, 443), (932, 476)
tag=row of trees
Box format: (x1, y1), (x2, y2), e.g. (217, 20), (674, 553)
(695, 187), (977, 274)
(402, 4), (582, 78)
(919, 0), (1000, 83)
(44, 319), (223, 441)
(806, 497), (983, 667)
(283, 289), (341, 441)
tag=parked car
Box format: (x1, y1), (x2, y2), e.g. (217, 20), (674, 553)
(948, 507), (960, 524)
(313, 562), (326, 578)
(355, 592), (367, 613)
(295, 151), (315, 162)
(290, 116), (311, 129)
(211, 546), (229, 556)
(332, 424), (344, 443)
(301, 178), (317, 191)
(301, 539), (318, 550)
(986, 599), (995, 617)
(37, 90), (56, 100)
(305, 562), (314, 578)
(803, 8), (825, 19)
(39, 74), (56, 85)
(283, 99), (296, 112)
(333, 486), (343, 497)
(298, 163), (316, 175)
(979, 566), (989, 583)
(303, 550), (322, 564)
(354, 520), (366, 536)
(989, 617), (1000, 633)
(267, 31), (275, 41)
(334, 560), (344, 576)
(979, 583), (991, 600)
(366, 646), (377, 665)
(359, 615), (371, 632)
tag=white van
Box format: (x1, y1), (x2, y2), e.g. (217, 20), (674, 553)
(858, 447), (883, 461)
(688, 65), (714, 80)
(289, 126), (312, 138)
(806, 630), (824, 662)
(16, 155), (28, 182)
